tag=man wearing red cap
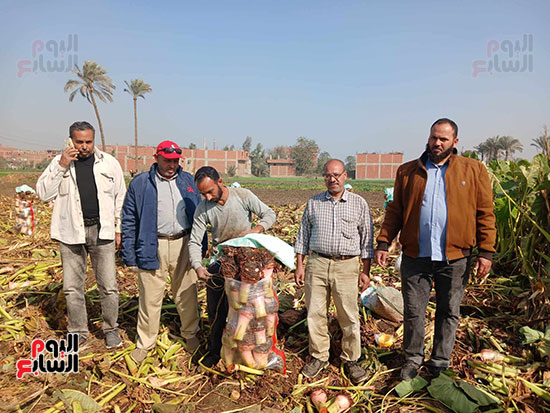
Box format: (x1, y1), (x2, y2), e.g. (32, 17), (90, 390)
(122, 141), (206, 364)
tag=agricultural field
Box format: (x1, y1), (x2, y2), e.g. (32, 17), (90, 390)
(0, 161), (549, 413)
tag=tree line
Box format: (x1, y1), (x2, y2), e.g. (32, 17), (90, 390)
(465, 130), (550, 162)
(64, 60), (550, 177)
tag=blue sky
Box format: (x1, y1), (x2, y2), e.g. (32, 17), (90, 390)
(1, 0), (548, 163)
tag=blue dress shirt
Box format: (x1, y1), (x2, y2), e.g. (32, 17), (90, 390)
(418, 158), (448, 261)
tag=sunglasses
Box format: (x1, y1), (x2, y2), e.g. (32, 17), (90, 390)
(158, 147), (182, 155)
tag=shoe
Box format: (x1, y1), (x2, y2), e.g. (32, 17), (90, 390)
(130, 348), (149, 364)
(400, 362), (419, 381)
(105, 330), (123, 349)
(200, 354), (220, 369)
(344, 361), (368, 384)
(77, 333), (88, 349)
(185, 336), (201, 353)
(301, 358), (329, 379)
(428, 365), (447, 378)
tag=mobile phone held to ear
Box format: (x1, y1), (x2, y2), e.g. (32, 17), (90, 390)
(64, 138), (79, 159)
(64, 137), (75, 149)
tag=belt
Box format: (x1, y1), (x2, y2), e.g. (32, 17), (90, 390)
(157, 228), (191, 240)
(83, 217), (100, 227)
(313, 251), (357, 261)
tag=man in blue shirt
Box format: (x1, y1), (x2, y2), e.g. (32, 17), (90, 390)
(122, 141), (204, 364)
(375, 118), (496, 381)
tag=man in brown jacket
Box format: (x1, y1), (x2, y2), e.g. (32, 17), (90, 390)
(375, 118), (496, 381)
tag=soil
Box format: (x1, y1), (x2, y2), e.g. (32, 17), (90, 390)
(0, 172), (546, 412)
(0, 172), (41, 196)
(0, 173), (385, 208)
(250, 188), (385, 208)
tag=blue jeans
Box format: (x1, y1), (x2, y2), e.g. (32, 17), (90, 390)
(59, 224), (119, 336)
(401, 255), (471, 368)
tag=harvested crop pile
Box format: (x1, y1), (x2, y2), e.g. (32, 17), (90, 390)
(0, 186), (548, 411)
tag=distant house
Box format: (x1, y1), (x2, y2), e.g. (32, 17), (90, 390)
(267, 145), (318, 177)
(267, 159), (296, 177)
(0, 143), (252, 175)
(0, 145), (59, 168)
(104, 145), (251, 175)
(355, 152), (403, 180)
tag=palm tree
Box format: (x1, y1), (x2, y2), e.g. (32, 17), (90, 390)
(474, 141), (490, 162)
(497, 136), (523, 161)
(64, 60), (115, 151)
(532, 126), (550, 158)
(124, 79), (152, 171)
(485, 136), (502, 161)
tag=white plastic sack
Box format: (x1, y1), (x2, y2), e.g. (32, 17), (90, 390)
(217, 234), (295, 269)
(361, 285), (403, 322)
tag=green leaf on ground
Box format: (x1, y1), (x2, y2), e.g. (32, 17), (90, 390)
(427, 374), (479, 413)
(55, 389), (102, 413)
(394, 376), (429, 397)
(152, 404), (179, 413)
(456, 380), (501, 406)
(538, 341), (550, 358)
(519, 326), (545, 344)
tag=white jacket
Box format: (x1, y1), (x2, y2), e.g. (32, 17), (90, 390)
(37, 147), (126, 244)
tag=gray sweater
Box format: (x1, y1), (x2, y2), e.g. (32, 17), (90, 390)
(188, 187), (276, 269)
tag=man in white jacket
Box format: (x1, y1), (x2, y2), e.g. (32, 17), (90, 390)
(37, 121), (126, 348)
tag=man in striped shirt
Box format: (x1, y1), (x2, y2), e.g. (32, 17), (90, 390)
(295, 159), (374, 384)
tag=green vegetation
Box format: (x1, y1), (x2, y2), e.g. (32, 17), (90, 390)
(226, 176), (393, 191)
(489, 154), (550, 316)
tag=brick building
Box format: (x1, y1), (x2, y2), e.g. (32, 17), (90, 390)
(267, 159), (296, 177)
(0, 145), (59, 168)
(355, 152), (403, 180)
(105, 145), (251, 175)
(0, 144), (251, 175)
(266, 145), (318, 177)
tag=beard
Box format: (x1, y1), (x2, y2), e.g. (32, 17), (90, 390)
(426, 143), (454, 164)
(211, 184), (224, 203)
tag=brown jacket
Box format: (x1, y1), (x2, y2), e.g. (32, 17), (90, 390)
(377, 151), (496, 261)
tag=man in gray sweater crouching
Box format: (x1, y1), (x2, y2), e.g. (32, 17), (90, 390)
(188, 166), (276, 368)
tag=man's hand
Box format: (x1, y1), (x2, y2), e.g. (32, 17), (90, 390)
(358, 272), (370, 292)
(473, 256), (492, 279)
(59, 146), (79, 168)
(374, 250), (388, 267)
(196, 266), (211, 281)
(127, 266), (139, 273)
(294, 266), (305, 288)
(115, 233), (122, 250)
(238, 225), (265, 237)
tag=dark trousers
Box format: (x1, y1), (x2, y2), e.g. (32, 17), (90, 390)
(206, 263), (227, 359)
(401, 255), (471, 368)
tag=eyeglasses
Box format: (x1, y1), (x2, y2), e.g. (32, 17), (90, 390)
(158, 147), (182, 155)
(323, 171), (345, 180)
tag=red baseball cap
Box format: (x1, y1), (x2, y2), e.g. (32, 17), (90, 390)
(155, 140), (183, 159)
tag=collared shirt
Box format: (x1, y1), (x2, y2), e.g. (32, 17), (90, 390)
(294, 190), (374, 259)
(155, 171), (190, 235)
(418, 158), (448, 260)
(36, 147), (126, 244)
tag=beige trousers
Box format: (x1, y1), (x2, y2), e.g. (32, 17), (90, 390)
(305, 252), (361, 362)
(136, 235), (199, 350)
